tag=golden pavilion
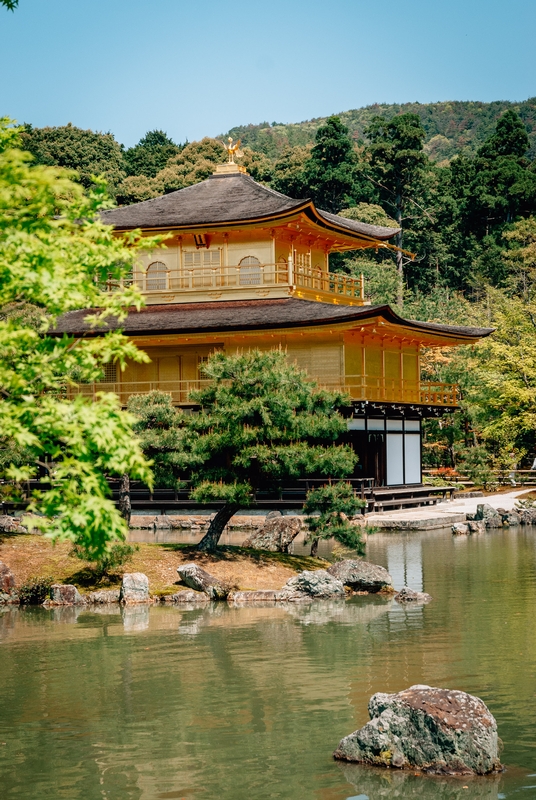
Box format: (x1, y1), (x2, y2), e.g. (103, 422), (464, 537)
(56, 156), (492, 488)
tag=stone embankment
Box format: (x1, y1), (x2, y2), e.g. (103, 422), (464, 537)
(0, 558), (401, 607)
(334, 684), (503, 775)
(452, 502), (536, 535)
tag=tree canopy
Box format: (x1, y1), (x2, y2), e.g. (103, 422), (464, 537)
(0, 119), (158, 557)
(129, 350), (358, 552)
(20, 123), (126, 196)
(123, 130), (182, 178)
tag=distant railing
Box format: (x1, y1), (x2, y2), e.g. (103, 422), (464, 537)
(69, 377), (459, 407)
(107, 262), (366, 304)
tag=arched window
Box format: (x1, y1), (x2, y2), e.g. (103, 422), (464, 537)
(146, 261), (168, 291)
(239, 255), (262, 286)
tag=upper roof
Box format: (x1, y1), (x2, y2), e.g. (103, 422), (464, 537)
(101, 172), (399, 242)
(53, 297), (494, 344)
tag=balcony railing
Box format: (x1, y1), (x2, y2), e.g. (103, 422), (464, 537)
(108, 263), (366, 304)
(69, 377), (459, 407)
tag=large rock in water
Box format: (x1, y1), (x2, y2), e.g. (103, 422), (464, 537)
(120, 573), (150, 604)
(242, 515), (302, 552)
(334, 685), (502, 775)
(177, 563), (230, 600)
(327, 560), (393, 593)
(279, 569), (345, 600)
(394, 586), (432, 603)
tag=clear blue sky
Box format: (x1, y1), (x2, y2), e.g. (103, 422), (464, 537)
(0, 0), (534, 147)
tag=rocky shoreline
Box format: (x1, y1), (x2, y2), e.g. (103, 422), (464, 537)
(0, 557), (416, 608)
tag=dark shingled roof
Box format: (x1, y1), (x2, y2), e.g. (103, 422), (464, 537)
(53, 298), (494, 341)
(101, 172), (399, 241)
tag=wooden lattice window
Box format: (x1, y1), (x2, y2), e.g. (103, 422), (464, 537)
(97, 362), (117, 383)
(183, 250), (221, 269)
(146, 261), (168, 291)
(239, 255), (262, 286)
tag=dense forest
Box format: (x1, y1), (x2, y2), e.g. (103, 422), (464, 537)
(18, 99), (536, 482)
(225, 99), (536, 162)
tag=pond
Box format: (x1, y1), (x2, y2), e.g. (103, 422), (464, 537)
(1, 527), (536, 799)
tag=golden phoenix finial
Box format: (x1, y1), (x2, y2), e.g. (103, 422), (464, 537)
(226, 137), (243, 164)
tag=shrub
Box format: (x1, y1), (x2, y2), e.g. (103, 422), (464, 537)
(18, 576), (53, 605)
(70, 542), (138, 578)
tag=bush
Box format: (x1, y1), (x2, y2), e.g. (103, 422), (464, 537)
(70, 542), (138, 578)
(18, 576), (53, 605)
(303, 482), (366, 556)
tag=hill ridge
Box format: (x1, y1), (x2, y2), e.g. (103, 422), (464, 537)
(223, 98), (536, 162)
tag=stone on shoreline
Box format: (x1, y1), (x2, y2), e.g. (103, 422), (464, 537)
(279, 569), (345, 601)
(327, 560), (393, 593)
(0, 515), (27, 534)
(334, 684), (502, 775)
(242, 515), (302, 553)
(230, 590), (282, 603)
(452, 523), (469, 535)
(177, 563), (230, 600)
(87, 589), (120, 604)
(467, 520), (486, 534)
(519, 508), (536, 525)
(120, 573), (150, 604)
(0, 561), (15, 594)
(0, 591), (19, 605)
(394, 587), (432, 604)
(162, 589), (209, 604)
(46, 584), (86, 606)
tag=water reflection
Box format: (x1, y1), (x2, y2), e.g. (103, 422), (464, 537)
(1, 529), (536, 799)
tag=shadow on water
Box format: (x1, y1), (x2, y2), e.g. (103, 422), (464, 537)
(1, 527), (536, 799)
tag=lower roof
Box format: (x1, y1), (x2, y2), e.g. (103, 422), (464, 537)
(54, 298), (494, 343)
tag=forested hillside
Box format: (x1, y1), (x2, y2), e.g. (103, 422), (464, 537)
(16, 103), (536, 478)
(225, 99), (536, 162)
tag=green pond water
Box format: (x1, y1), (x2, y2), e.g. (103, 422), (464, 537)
(1, 527), (536, 800)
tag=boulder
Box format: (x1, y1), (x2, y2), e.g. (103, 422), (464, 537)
(334, 684), (502, 775)
(242, 515), (302, 553)
(265, 510), (282, 519)
(485, 517), (504, 529)
(475, 504), (501, 522)
(154, 516), (172, 530)
(231, 590), (282, 603)
(519, 508), (536, 525)
(279, 569), (345, 600)
(87, 589), (120, 604)
(327, 560), (393, 593)
(505, 511), (520, 526)
(394, 587), (432, 604)
(467, 520), (486, 534)
(452, 523), (469, 535)
(120, 573), (150, 604)
(48, 584), (86, 606)
(177, 563), (230, 600)
(0, 591), (19, 605)
(162, 590), (209, 604)
(0, 561), (15, 594)
(0, 515), (26, 533)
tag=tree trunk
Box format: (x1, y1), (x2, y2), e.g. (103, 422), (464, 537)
(119, 474), (131, 526)
(310, 538), (319, 557)
(196, 503), (241, 552)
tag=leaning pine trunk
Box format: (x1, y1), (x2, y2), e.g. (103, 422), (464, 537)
(196, 503), (241, 552)
(310, 538), (319, 557)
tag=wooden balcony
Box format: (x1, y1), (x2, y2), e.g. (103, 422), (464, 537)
(108, 262), (366, 307)
(69, 377), (459, 408)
